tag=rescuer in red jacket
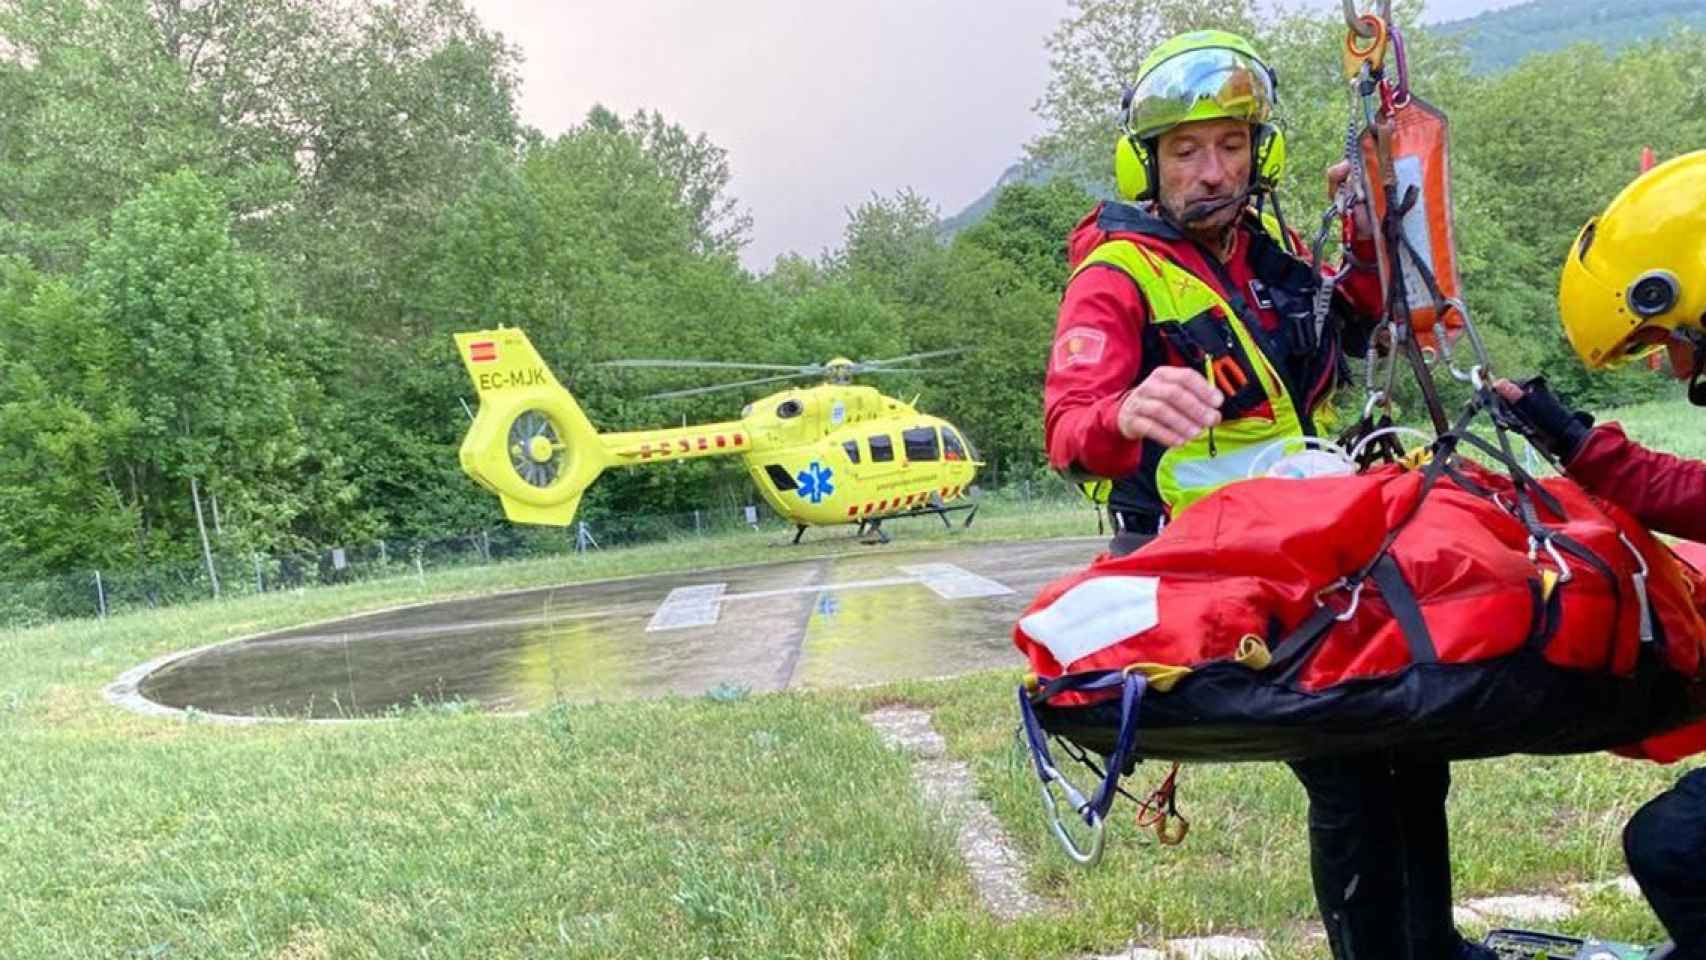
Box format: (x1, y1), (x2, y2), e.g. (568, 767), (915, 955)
(1499, 150), (1706, 959)
(1045, 30), (1493, 960)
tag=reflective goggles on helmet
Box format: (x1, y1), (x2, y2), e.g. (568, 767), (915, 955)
(1125, 46), (1275, 140)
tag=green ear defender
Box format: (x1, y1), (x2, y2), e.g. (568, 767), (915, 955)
(1112, 123), (1287, 203)
(1114, 132), (1156, 201)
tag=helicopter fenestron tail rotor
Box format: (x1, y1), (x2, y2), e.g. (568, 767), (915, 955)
(507, 409), (565, 488)
(455, 330), (613, 525)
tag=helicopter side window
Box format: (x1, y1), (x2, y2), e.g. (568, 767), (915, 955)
(868, 434), (894, 463)
(902, 427), (939, 462)
(942, 428), (967, 462)
(777, 399), (803, 419)
(843, 440), (861, 464)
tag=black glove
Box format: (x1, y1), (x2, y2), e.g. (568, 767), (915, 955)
(1503, 376), (1594, 463)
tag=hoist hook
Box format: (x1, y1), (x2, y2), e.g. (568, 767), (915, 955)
(1343, 0), (1376, 36)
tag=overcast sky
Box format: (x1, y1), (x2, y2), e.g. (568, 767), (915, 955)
(467, 0), (1530, 271)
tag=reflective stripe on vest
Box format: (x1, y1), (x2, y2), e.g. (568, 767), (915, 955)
(1071, 236), (1312, 516)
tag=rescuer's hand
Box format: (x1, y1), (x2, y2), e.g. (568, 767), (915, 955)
(1326, 160), (1372, 240)
(1493, 376), (1595, 463)
(1118, 366), (1224, 448)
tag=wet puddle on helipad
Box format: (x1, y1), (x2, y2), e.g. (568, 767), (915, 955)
(125, 539), (1100, 719)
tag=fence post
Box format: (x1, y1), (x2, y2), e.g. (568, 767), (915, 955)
(253, 553), (264, 594)
(94, 570), (107, 620)
(694, 510), (702, 536)
(414, 553), (425, 586)
(190, 476), (221, 599)
(378, 539), (388, 565)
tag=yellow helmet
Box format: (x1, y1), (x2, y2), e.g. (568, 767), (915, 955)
(1559, 150), (1706, 369)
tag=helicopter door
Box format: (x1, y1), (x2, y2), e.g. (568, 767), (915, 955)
(863, 432), (902, 489)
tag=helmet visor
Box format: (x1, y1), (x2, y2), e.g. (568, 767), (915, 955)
(1127, 47), (1274, 140)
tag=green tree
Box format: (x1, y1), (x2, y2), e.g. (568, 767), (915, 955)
(0, 259), (140, 576)
(1027, 0), (1263, 179)
(80, 169), (322, 559)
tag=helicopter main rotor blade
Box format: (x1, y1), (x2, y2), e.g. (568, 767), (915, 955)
(857, 368), (948, 375)
(642, 371), (815, 400)
(857, 348), (970, 369)
(598, 359), (814, 373)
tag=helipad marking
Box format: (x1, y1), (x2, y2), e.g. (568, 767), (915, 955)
(898, 563), (1016, 599)
(645, 583), (726, 632)
(646, 564), (1013, 631)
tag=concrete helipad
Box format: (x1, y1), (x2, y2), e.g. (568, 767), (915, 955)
(120, 538), (1102, 720)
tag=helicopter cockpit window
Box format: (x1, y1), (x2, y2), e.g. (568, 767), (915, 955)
(902, 427), (939, 462)
(868, 434), (894, 463)
(776, 399), (803, 419)
(942, 428), (967, 462)
(842, 440), (861, 464)
(948, 427), (979, 461)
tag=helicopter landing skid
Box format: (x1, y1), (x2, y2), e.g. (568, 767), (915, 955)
(856, 501), (978, 545)
(781, 502), (979, 547)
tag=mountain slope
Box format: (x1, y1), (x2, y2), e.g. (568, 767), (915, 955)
(1437, 0), (1706, 72)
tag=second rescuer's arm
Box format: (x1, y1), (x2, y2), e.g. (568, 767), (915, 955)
(1044, 269), (1222, 478)
(1568, 425), (1706, 544)
(1499, 377), (1706, 543)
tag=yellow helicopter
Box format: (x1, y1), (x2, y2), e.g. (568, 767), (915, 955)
(454, 328), (984, 543)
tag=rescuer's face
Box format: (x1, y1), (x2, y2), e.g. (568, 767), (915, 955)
(1157, 118), (1252, 233)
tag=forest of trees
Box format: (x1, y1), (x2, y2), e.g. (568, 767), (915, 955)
(2, 0), (1704, 587)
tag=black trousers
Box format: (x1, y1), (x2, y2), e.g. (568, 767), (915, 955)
(1104, 529), (1468, 959)
(1626, 767), (1706, 958)
(1289, 754), (1466, 960)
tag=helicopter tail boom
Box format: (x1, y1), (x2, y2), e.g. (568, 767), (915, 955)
(455, 329), (610, 526)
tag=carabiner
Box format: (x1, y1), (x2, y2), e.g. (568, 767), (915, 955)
(1362, 390), (1387, 420)
(1529, 535), (1575, 585)
(1618, 532), (1656, 645)
(1040, 777), (1106, 866)
(1315, 577), (1366, 622)
(1386, 24), (1412, 107)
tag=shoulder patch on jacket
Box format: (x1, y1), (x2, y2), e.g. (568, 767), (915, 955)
(1053, 326), (1108, 371)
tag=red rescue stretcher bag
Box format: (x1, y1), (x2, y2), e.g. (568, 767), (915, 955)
(1016, 456), (1706, 767)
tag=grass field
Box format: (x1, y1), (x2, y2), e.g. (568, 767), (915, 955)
(2, 400), (1701, 959)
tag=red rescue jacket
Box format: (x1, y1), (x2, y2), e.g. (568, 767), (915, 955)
(1568, 423), (1706, 761)
(1044, 202), (1384, 488)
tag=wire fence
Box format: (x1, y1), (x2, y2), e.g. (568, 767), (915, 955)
(0, 481), (1092, 629)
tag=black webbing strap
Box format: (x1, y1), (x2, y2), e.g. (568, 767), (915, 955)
(1369, 553), (1437, 664)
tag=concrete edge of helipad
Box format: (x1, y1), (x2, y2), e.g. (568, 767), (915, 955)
(101, 638), (533, 726)
(102, 537), (1091, 724)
